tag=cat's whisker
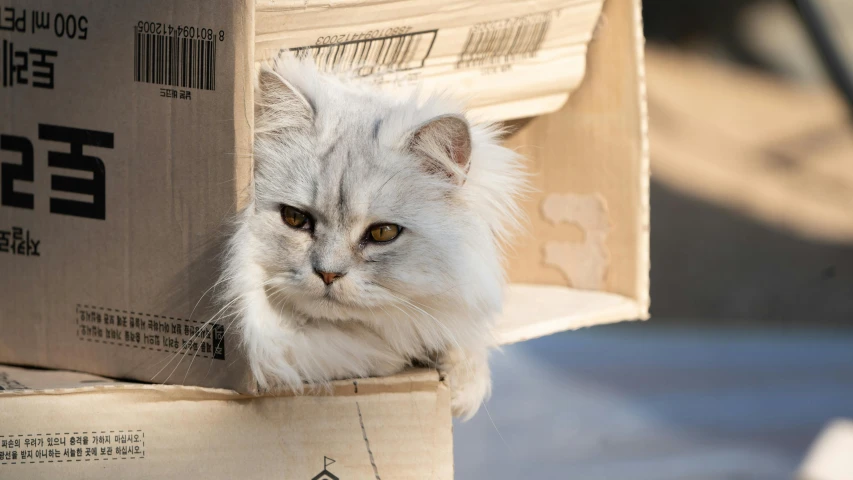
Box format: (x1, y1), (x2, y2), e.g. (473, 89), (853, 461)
(153, 278), (279, 384)
(187, 275), (231, 322)
(160, 309), (236, 385)
(481, 400), (513, 454)
(204, 305), (250, 382)
(184, 299), (250, 385)
(263, 287), (328, 385)
(381, 288), (452, 328)
(147, 319), (217, 381)
(382, 289), (479, 382)
(381, 290), (467, 360)
(181, 326), (215, 385)
(166, 301), (247, 385)
(382, 301), (475, 385)
(142, 280), (242, 377)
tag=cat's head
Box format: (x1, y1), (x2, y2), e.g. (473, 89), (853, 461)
(244, 56), (526, 332)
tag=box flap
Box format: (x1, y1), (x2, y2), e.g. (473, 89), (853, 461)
(255, 0), (605, 121)
(496, 0), (650, 342)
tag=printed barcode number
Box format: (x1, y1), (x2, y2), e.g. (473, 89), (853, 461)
(458, 14), (551, 68)
(291, 30), (437, 77)
(133, 30), (216, 91)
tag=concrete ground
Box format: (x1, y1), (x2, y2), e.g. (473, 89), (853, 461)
(454, 323), (853, 479)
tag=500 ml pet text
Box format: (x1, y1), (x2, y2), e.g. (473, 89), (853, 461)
(0, 124), (114, 220)
(0, 7), (89, 40)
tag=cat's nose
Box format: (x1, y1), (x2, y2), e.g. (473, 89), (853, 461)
(315, 269), (345, 285)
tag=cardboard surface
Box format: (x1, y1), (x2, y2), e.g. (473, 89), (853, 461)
(0, 0), (256, 391)
(255, 0), (604, 121)
(500, 0), (650, 341)
(0, 364), (452, 479)
(0, 0), (648, 392)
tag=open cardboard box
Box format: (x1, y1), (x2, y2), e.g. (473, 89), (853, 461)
(0, 0), (647, 476)
(0, 0), (647, 393)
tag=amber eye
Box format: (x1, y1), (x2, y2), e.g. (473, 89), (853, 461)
(281, 205), (310, 229)
(368, 224), (401, 243)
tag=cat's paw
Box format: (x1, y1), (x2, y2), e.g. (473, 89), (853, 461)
(247, 339), (303, 393)
(253, 359), (303, 393)
(440, 348), (492, 420)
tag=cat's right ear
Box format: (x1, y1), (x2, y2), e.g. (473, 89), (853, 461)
(405, 115), (472, 185)
(255, 66), (314, 134)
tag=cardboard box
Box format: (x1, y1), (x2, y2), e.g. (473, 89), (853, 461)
(0, 0), (648, 392)
(0, 364), (452, 479)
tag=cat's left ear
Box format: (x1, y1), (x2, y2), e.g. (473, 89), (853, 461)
(406, 114), (472, 185)
(256, 65), (314, 132)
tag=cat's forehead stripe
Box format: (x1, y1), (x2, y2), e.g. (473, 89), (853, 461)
(317, 137), (340, 163)
(309, 176), (319, 205)
(336, 162), (349, 225)
(372, 118), (382, 140)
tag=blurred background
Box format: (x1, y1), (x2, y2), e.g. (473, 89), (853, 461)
(456, 0), (853, 478)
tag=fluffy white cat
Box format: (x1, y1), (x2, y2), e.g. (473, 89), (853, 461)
(221, 55), (526, 419)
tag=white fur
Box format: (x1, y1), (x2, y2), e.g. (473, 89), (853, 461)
(220, 54), (527, 419)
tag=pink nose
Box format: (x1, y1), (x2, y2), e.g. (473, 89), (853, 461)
(315, 270), (343, 285)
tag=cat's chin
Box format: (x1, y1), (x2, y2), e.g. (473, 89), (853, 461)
(280, 293), (364, 323)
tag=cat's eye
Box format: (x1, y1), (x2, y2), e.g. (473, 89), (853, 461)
(281, 205), (311, 230)
(368, 224), (401, 243)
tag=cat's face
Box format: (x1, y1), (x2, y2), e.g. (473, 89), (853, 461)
(249, 67), (485, 322)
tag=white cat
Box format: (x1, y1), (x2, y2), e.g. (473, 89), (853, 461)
(221, 55), (526, 419)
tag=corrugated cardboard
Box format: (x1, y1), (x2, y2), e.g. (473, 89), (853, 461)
(254, 0), (605, 121)
(0, 0), (648, 391)
(499, 0), (650, 343)
(1, 0), (257, 392)
(0, 364), (452, 479)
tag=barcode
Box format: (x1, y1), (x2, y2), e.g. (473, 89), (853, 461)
(133, 30), (216, 91)
(458, 13), (551, 68)
(291, 30), (437, 77)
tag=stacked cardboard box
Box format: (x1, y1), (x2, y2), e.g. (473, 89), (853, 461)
(0, 365), (452, 478)
(0, 0), (648, 477)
